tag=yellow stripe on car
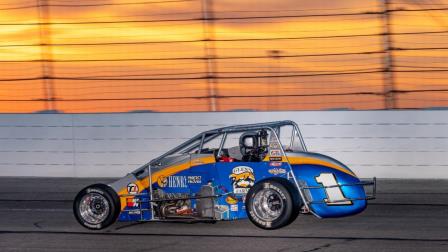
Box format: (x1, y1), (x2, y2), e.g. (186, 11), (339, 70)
(287, 156), (356, 177)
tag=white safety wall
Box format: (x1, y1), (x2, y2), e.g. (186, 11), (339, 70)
(0, 111), (447, 178)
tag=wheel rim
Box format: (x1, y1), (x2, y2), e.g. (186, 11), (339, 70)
(251, 188), (284, 222)
(79, 193), (110, 225)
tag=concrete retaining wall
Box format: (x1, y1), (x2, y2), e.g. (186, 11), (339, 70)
(0, 111), (446, 178)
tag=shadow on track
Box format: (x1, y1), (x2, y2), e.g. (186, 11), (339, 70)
(1, 230), (447, 243)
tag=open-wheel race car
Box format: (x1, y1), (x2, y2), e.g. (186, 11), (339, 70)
(74, 120), (376, 230)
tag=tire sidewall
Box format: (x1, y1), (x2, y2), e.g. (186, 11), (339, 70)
(73, 184), (120, 230)
(246, 180), (293, 229)
(283, 181), (302, 225)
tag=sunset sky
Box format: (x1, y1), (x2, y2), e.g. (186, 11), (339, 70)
(0, 0), (447, 113)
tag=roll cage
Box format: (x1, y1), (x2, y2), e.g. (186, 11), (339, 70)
(149, 120), (307, 166)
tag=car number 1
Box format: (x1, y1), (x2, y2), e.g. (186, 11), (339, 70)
(315, 173), (352, 205)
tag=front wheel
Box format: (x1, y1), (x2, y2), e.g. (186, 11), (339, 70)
(73, 184), (120, 230)
(245, 180), (294, 229)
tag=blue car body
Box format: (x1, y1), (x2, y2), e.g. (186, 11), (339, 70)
(107, 120), (375, 223)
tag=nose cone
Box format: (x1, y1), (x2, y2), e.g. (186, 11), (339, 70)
(288, 152), (368, 218)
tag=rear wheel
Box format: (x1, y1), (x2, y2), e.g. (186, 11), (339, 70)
(246, 180), (294, 229)
(73, 184), (120, 230)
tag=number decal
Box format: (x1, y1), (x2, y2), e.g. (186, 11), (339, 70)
(315, 173), (352, 205)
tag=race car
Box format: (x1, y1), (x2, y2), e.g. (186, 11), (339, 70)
(74, 120), (375, 230)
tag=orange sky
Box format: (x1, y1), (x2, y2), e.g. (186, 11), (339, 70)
(0, 0), (447, 113)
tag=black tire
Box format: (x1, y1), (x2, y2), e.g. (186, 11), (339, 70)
(282, 181), (302, 226)
(259, 179), (303, 225)
(73, 184), (120, 230)
(245, 179), (296, 230)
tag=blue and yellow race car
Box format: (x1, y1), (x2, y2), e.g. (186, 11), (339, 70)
(74, 120), (375, 230)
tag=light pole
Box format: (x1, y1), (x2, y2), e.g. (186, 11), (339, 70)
(267, 50), (283, 110)
(201, 0), (219, 112)
(381, 0), (396, 109)
(36, 0), (57, 112)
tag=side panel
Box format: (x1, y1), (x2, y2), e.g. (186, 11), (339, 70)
(108, 174), (152, 222)
(118, 188), (151, 222)
(292, 164), (367, 218)
(112, 154), (217, 221)
(109, 157), (293, 221)
(214, 161), (290, 220)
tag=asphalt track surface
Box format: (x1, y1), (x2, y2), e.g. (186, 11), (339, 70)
(0, 178), (447, 252)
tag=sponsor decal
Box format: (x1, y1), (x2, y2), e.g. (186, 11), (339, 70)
(264, 183), (287, 199)
(269, 161), (282, 167)
(83, 222), (101, 229)
(229, 166), (255, 194)
(126, 198), (140, 208)
(269, 149), (282, 157)
(157, 175), (168, 187)
(86, 188), (104, 194)
(269, 157), (282, 161)
(269, 142), (280, 149)
(225, 195), (238, 204)
(230, 204), (238, 212)
(158, 175), (200, 188)
(157, 175), (168, 188)
(127, 183), (139, 195)
(249, 209), (271, 227)
(128, 210), (141, 215)
(188, 175), (202, 184)
(268, 168), (287, 175)
(158, 175), (186, 188)
(166, 176), (187, 188)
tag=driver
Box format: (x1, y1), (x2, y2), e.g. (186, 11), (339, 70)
(239, 130), (269, 162)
